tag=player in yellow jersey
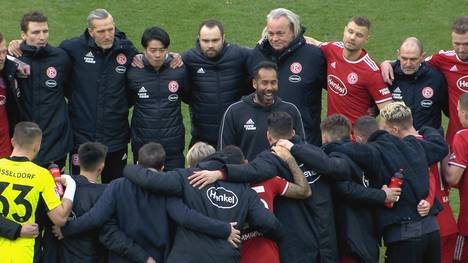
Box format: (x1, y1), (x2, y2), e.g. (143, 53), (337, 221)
(0, 122), (76, 263)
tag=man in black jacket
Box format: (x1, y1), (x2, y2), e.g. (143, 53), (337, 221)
(127, 26), (188, 170)
(53, 142), (108, 263)
(389, 39), (458, 262)
(278, 115), (401, 263)
(57, 142), (237, 263)
(15, 11), (72, 168)
(219, 61), (305, 161)
(390, 37), (448, 130)
(190, 112), (346, 263)
(183, 19), (252, 148)
(59, 9), (138, 182)
(123, 152), (285, 262)
(248, 8), (326, 146)
(330, 102), (448, 263)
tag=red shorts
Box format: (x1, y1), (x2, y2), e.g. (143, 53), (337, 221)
(441, 233), (457, 263)
(340, 255), (359, 263)
(454, 235), (468, 262)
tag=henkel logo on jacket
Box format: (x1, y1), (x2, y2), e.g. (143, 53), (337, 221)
(206, 186), (238, 209)
(327, 75), (347, 96)
(457, 76), (468, 92)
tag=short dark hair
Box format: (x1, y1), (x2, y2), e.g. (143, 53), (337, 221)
(354, 116), (379, 141)
(349, 16), (371, 29)
(21, 11), (48, 32)
(78, 142), (108, 171)
(13, 122), (42, 149)
(222, 145), (245, 165)
(253, 61), (278, 80)
(267, 111), (293, 139)
(138, 142), (166, 170)
(452, 16), (468, 34)
(320, 114), (351, 141)
(141, 26), (170, 49)
(198, 19), (224, 36)
(459, 93), (468, 111)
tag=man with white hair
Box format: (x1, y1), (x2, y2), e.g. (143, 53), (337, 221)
(59, 9), (138, 182)
(248, 8), (326, 146)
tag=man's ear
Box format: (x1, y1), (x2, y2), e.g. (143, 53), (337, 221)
(252, 79), (257, 90)
(87, 27), (95, 39)
(266, 130), (273, 142)
(391, 125), (400, 136)
(97, 162), (105, 174)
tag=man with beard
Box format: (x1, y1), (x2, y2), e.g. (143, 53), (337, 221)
(219, 61), (305, 161)
(183, 20), (252, 148)
(248, 8), (326, 146)
(382, 16), (468, 147)
(307, 16), (393, 124)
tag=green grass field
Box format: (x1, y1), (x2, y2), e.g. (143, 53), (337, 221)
(0, 1), (465, 261)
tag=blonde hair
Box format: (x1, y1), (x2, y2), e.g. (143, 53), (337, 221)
(187, 142), (215, 168)
(379, 102), (413, 129)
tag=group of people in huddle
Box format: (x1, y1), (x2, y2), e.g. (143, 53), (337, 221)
(0, 5), (467, 263)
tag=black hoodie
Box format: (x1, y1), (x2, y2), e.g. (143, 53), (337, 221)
(218, 93), (305, 161)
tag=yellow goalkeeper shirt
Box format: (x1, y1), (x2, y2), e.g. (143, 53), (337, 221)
(0, 156), (61, 263)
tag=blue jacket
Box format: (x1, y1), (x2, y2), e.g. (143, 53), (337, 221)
(123, 154), (283, 263)
(17, 43), (72, 164)
(60, 29), (138, 151)
(62, 177), (230, 263)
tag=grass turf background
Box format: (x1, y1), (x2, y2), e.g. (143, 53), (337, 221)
(1, 1), (465, 261)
